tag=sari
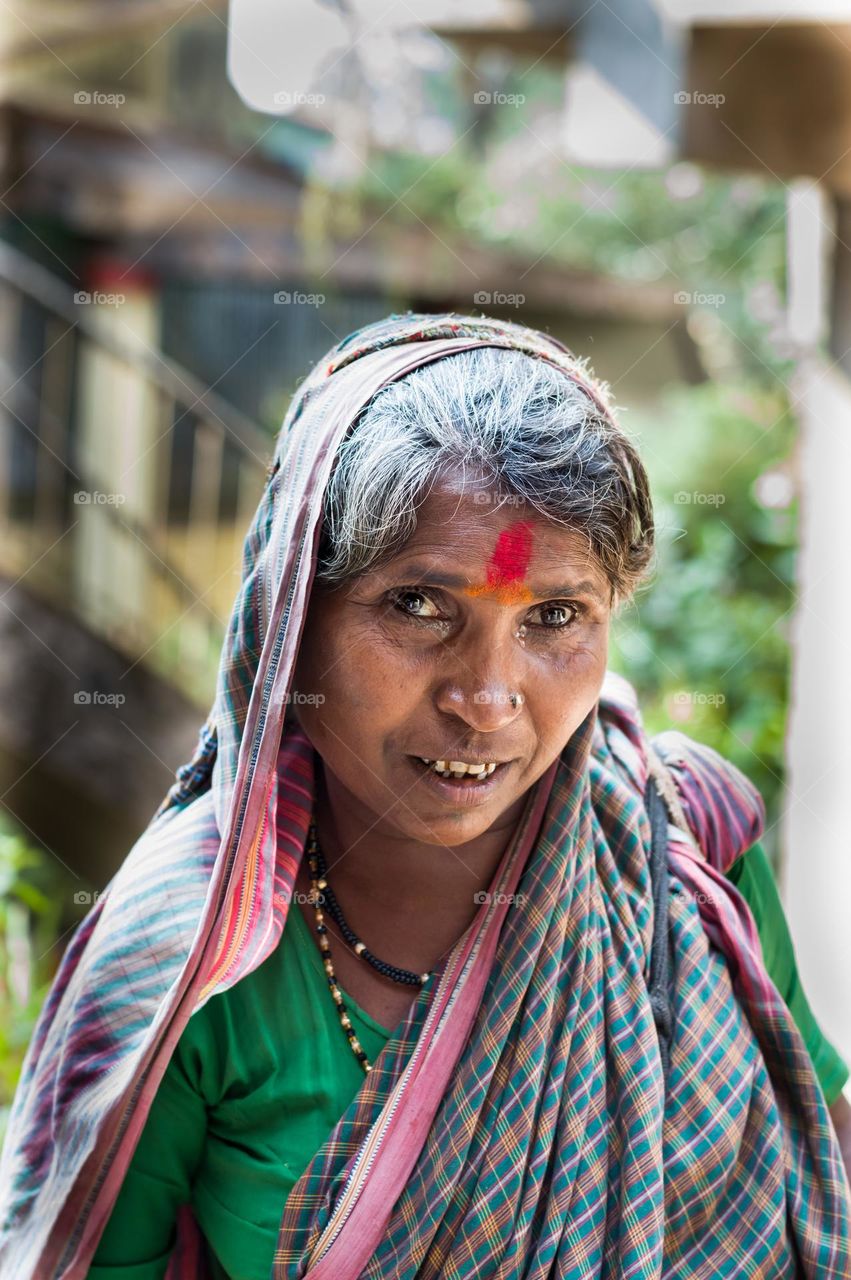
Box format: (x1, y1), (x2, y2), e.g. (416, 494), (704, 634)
(0, 313), (848, 1279)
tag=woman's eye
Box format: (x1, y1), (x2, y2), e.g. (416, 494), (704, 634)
(390, 589), (444, 620)
(529, 601), (581, 629)
(387, 590), (582, 630)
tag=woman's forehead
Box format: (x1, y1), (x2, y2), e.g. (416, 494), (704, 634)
(403, 481), (591, 556)
(382, 494), (609, 600)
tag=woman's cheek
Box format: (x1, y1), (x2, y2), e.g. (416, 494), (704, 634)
(331, 633), (406, 709)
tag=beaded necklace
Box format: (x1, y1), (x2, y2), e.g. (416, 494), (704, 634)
(306, 818), (432, 1074)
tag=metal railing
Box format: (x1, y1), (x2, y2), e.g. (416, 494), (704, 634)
(0, 241), (271, 707)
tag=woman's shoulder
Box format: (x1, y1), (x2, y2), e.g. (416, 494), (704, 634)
(594, 672), (766, 873)
(649, 728), (765, 874)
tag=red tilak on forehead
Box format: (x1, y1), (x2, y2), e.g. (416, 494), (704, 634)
(485, 520), (534, 585)
(465, 520), (536, 604)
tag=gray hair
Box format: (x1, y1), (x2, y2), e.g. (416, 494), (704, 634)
(315, 345), (654, 605)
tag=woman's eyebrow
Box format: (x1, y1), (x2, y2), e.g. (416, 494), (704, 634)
(388, 564), (607, 604)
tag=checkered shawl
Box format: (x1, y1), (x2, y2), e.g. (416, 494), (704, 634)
(0, 313), (848, 1279)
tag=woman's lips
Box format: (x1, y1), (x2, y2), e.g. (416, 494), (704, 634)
(405, 755), (511, 805)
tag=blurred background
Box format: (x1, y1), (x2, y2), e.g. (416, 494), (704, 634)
(1, 0), (850, 1121)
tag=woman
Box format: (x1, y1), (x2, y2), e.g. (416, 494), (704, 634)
(1, 313), (849, 1279)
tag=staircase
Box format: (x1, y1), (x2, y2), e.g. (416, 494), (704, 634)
(0, 241), (271, 708)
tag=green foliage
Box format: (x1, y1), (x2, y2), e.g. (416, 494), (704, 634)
(0, 819), (75, 1143)
(611, 380), (796, 859)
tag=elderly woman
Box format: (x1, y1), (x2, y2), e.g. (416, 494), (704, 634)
(0, 314), (849, 1279)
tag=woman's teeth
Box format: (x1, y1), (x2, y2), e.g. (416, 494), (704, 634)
(419, 758), (498, 779)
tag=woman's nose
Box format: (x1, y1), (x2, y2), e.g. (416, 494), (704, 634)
(434, 684), (525, 732)
(434, 665), (525, 730)
(432, 621), (528, 729)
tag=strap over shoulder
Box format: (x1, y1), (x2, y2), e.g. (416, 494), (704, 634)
(644, 742), (702, 857)
(649, 730), (766, 874)
(594, 671), (766, 873)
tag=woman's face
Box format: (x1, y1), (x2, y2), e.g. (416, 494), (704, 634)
(291, 473), (612, 847)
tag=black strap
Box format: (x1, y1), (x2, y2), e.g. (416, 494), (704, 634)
(644, 771), (674, 1087)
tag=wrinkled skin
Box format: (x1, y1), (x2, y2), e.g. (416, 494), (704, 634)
(289, 471), (612, 1014)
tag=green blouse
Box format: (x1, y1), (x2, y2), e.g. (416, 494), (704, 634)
(86, 841), (848, 1280)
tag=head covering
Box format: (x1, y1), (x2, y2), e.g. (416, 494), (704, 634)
(1, 313), (848, 1278)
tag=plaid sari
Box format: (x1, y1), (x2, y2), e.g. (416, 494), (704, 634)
(0, 314), (848, 1279)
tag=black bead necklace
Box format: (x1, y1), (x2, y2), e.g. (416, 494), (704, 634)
(306, 818), (432, 1075)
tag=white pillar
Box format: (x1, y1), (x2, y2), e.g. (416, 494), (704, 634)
(783, 181), (851, 1070)
(72, 260), (160, 643)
